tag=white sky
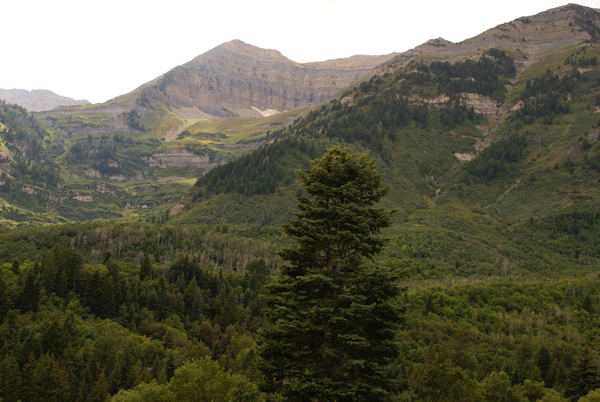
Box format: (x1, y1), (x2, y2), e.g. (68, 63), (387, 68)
(2, 0), (599, 104)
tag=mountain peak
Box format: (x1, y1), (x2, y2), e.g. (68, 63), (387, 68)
(133, 40), (395, 119)
(209, 39), (295, 65)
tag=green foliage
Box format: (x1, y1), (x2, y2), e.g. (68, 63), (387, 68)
(480, 371), (518, 401)
(512, 70), (575, 125)
(580, 388), (600, 402)
(259, 148), (403, 400)
(0, 354), (22, 401)
(139, 254), (152, 281)
(123, 110), (145, 132)
(565, 347), (600, 400)
(0, 101), (61, 190)
(112, 357), (263, 401)
(0, 224), (274, 400)
(417, 49), (515, 101)
(280, 147), (391, 273)
(195, 136), (320, 196)
(398, 278), (600, 399)
(466, 133), (528, 181)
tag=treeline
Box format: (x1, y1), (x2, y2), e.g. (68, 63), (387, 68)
(123, 110), (145, 132)
(0, 101), (47, 143)
(538, 209), (600, 263)
(550, 211), (600, 236)
(68, 138), (121, 176)
(1, 246), (270, 330)
(306, 51), (510, 143)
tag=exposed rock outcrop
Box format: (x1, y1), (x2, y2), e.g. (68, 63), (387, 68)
(135, 40), (397, 119)
(95, 182), (117, 196)
(142, 148), (216, 169)
(73, 194), (94, 203)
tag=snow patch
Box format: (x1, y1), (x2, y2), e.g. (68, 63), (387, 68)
(252, 106), (280, 117)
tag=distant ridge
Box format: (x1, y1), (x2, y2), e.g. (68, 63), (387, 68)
(0, 88), (90, 112)
(130, 39), (398, 119)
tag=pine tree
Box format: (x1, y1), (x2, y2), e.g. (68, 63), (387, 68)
(0, 354), (22, 402)
(90, 367), (109, 402)
(259, 147), (403, 401)
(11, 258), (20, 275)
(0, 275), (9, 319)
(19, 269), (40, 313)
(109, 344), (138, 394)
(565, 347), (600, 401)
(535, 344), (551, 385)
(29, 354), (71, 401)
(140, 254), (152, 281)
(183, 276), (202, 321)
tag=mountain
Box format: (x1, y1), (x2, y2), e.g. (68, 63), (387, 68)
(133, 39), (397, 119)
(0, 89), (89, 112)
(0, 41), (396, 225)
(178, 3), (600, 278)
(1, 3), (600, 229)
(62, 39), (397, 121)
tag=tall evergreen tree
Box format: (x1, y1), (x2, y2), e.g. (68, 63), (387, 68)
(565, 347), (600, 401)
(0, 275), (9, 319)
(0, 353), (22, 402)
(19, 269), (40, 313)
(139, 254), (152, 281)
(259, 147), (403, 401)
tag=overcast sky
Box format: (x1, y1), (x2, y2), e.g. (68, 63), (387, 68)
(2, 0), (599, 104)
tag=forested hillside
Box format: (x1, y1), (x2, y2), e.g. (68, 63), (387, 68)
(1, 3), (600, 401)
(0, 102), (64, 225)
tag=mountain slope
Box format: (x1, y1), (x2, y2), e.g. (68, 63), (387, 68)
(179, 4), (600, 280)
(3, 41), (397, 224)
(0, 89), (89, 112)
(0, 101), (65, 225)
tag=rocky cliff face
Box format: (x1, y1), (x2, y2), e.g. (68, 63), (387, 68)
(136, 40), (396, 119)
(0, 89), (89, 112)
(142, 148), (216, 169)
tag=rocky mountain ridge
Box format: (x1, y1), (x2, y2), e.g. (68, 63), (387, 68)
(376, 4), (599, 71)
(0, 89), (89, 112)
(133, 40), (398, 119)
